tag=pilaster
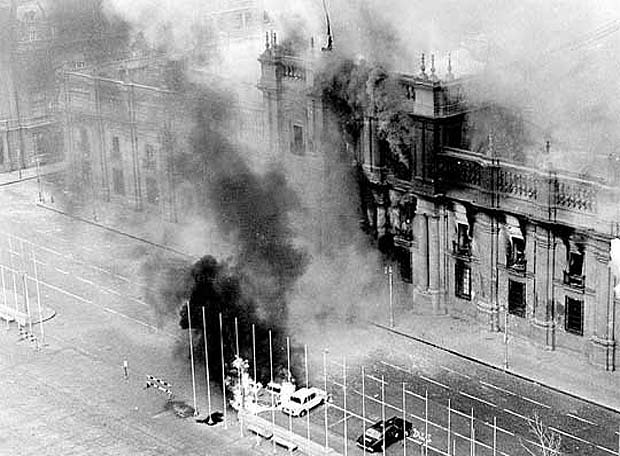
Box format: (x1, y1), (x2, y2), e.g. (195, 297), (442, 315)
(475, 212), (501, 331)
(532, 225), (557, 350)
(588, 239), (616, 370)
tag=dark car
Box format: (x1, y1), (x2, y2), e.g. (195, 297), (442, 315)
(356, 416), (413, 452)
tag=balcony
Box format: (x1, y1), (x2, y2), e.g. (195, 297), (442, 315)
(452, 240), (471, 257)
(436, 148), (609, 229)
(563, 270), (585, 289)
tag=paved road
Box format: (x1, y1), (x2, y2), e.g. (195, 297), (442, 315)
(2, 179), (619, 456)
(0, 181), (288, 456)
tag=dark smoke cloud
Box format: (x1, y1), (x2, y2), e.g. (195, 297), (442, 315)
(140, 76), (308, 383)
(177, 256), (295, 383)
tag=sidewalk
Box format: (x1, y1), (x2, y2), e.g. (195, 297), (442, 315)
(379, 311), (620, 414)
(36, 175), (205, 259)
(0, 161), (67, 187)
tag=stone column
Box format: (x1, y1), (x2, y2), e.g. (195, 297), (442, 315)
(428, 213), (441, 311)
(128, 85), (142, 211)
(589, 240), (616, 370)
(414, 212), (429, 291)
(533, 225), (556, 349)
(476, 212), (499, 330)
(1, 121), (8, 171)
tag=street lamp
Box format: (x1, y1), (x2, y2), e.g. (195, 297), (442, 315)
(503, 304), (509, 370)
(384, 265), (394, 328)
(35, 156), (43, 203)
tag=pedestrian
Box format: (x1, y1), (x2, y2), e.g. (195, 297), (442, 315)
(123, 359), (128, 380)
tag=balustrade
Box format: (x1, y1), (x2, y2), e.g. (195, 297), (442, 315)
(438, 149), (606, 223)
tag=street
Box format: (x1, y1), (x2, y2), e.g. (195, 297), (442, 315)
(1, 178), (619, 456)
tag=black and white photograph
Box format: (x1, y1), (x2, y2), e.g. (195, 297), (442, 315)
(0, 1), (619, 455)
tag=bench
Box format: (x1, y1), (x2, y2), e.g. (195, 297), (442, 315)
(272, 435), (298, 452)
(247, 423), (273, 440)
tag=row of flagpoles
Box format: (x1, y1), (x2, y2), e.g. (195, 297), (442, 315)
(1, 232), (45, 349)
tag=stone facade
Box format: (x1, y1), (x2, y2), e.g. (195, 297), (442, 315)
(258, 43), (619, 371)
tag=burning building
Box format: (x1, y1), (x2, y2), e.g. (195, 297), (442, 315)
(258, 37), (619, 371)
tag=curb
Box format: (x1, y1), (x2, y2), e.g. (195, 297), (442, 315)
(373, 322), (620, 416)
(37, 203), (194, 260)
(0, 174), (39, 187)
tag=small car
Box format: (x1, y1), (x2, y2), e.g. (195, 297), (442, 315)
(356, 416), (414, 453)
(257, 381), (295, 406)
(280, 387), (328, 417)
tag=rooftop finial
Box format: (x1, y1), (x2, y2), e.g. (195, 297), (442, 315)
(419, 53), (427, 79)
(430, 54), (438, 82)
(446, 52), (454, 81)
(321, 0), (333, 51)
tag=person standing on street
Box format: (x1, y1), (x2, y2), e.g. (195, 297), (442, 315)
(123, 359), (129, 380)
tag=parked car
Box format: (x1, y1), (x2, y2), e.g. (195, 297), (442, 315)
(257, 381), (295, 406)
(280, 387), (328, 417)
(356, 416), (413, 452)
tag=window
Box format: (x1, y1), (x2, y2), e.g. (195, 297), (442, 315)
(29, 29), (37, 41)
(79, 128), (90, 158)
(145, 144), (156, 170)
(507, 237), (526, 270)
(292, 125), (304, 156)
(564, 245), (585, 288)
(565, 297), (584, 336)
(243, 12), (253, 28)
(398, 248), (412, 283)
(235, 12), (243, 29)
(508, 280), (526, 318)
(146, 177), (159, 204)
(568, 251), (583, 276)
(112, 168), (125, 195)
(455, 260), (471, 299)
(454, 223), (471, 255)
(112, 136), (120, 159)
(0, 140), (4, 165)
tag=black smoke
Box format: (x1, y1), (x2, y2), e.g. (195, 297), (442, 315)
(178, 256), (295, 384)
(161, 78), (307, 384)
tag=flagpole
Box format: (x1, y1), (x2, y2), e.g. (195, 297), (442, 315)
(381, 375), (386, 456)
(305, 344), (310, 443)
(361, 366), (366, 456)
(402, 382), (406, 456)
(219, 312), (227, 429)
(425, 389), (429, 456)
(323, 349), (329, 452)
(269, 330), (275, 453)
(287, 336), (292, 435)
(186, 301), (198, 416)
(252, 324), (257, 405)
(234, 317), (242, 437)
(201, 307), (212, 419)
(32, 249), (44, 344)
(8, 236), (19, 320)
(22, 273), (32, 334)
(1, 266), (8, 330)
(343, 356), (348, 456)
(470, 408), (475, 456)
(448, 399), (452, 456)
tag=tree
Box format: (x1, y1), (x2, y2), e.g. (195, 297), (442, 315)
(520, 413), (562, 456)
